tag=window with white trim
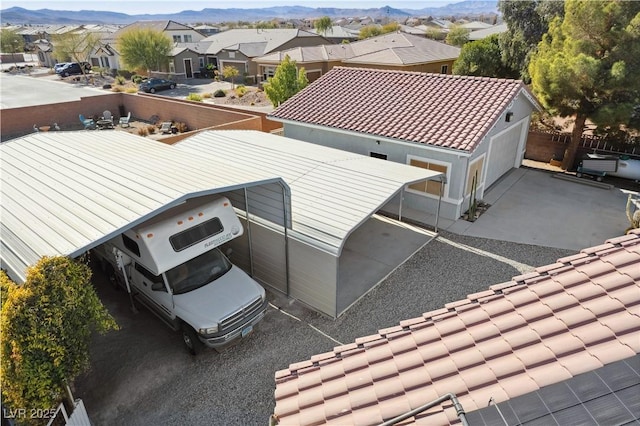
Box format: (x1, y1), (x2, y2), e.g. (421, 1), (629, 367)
(173, 35), (182, 43)
(184, 34), (192, 42)
(407, 157), (448, 196)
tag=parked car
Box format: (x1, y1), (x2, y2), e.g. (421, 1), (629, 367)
(138, 78), (176, 93)
(53, 62), (69, 73)
(56, 62), (91, 77)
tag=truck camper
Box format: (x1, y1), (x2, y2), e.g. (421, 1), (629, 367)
(93, 196), (267, 355)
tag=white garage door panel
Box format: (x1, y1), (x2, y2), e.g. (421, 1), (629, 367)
(486, 123), (523, 187)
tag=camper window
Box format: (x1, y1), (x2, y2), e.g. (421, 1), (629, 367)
(134, 263), (163, 284)
(169, 217), (224, 252)
(122, 234), (141, 257)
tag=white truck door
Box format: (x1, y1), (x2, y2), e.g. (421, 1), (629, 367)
(130, 262), (174, 319)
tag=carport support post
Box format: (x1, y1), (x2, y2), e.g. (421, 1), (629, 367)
(244, 188), (255, 277)
(435, 177), (443, 233)
(114, 250), (138, 314)
(398, 188), (403, 221)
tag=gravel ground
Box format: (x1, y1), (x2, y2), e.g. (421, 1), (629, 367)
(74, 231), (572, 426)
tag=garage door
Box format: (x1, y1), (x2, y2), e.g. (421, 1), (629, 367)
(486, 122), (524, 187)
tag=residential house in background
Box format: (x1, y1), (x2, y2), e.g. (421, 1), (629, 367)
(268, 67), (541, 222)
(467, 23), (508, 42)
(273, 229), (640, 424)
(308, 25), (359, 44)
(113, 20), (205, 45)
(201, 29), (331, 84)
(255, 32), (460, 85)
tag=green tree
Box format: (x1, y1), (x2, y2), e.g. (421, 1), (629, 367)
(499, 0), (564, 82)
(359, 25), (383, 39)
(425, 27), (446, 41)
(222, 65), (240, 89)
(264, 55), (308, 106)
(445, 25), (470, 46)
(52, 31), (100, 63)
(314, 16), (333, 35)
(529, 0), (640, 170)
(117, 28), (172, 74)
(453, 34), (519, 78)
(1, 257), (118, 415)
(0, 28), (24, 69)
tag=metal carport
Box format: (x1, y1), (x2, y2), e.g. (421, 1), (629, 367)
(175, 131), (445, 317)
(0, 131), (290, 284)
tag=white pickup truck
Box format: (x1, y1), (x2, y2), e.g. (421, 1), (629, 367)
(92, 196), (267, 354)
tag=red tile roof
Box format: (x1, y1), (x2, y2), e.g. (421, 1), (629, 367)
(273, 230), (640, 425)
(268, 67), (540, 152)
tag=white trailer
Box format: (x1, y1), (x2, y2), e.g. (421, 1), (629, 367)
(92, 196), (267, 354)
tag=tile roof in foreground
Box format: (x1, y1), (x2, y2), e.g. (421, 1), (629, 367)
(273, 230), (640, 425)
(268, 67), (540, 153)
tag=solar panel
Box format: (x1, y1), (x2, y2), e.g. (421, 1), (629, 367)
(466, 355), (640, 426)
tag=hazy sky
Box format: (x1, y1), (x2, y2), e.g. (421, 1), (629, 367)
(2, 0), (452, 14)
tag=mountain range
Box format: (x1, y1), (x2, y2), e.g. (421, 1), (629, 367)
(0, 2), (498, 25)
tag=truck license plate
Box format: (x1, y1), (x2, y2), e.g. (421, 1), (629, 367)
(241, 325), (253, 338)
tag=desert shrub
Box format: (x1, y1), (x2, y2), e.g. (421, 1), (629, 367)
(186, 93), (203, 102)
(125, 88), (137, 93)
(202, 92), (212, 99)
(236, 85), (247, 97)
(132, 74), (144, 84)
(115, 75), (126, 85)
(137, 127), (149, 136)
(116, 69), (134, 79)
(111, 86), (122, 92)
(175, 122), (188, 132)
(213, 89), (226, 97)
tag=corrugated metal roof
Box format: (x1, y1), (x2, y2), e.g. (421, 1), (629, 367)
(175, 131), (444, 255)
(0, 131), (286, 283)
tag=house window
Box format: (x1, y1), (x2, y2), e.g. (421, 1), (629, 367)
(228, 51), (236, 59)
(263, 66), (275, 81)
(91, 58), (99, 67)
(169, 61), (175, 73)
(199, 57), (205, 69)
(370, 152), (387, 160)
(184, 34), (192, 43)
(407, 157), (448, 196)
(173, 35), (182, 43)
(441, 65), (448, 74)
(100, 57), (110, 68)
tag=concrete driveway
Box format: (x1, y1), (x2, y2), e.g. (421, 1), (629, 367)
(446, 167), (638, 251)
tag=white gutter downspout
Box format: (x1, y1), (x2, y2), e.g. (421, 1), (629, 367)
(398, 187), (403, 221)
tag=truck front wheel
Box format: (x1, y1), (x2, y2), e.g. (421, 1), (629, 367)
(181, 324), (203, 355)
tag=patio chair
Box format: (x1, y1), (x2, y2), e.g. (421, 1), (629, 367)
(119, 112), (131, 128)
(160, 122), (173, 134)
(100, 110), (114, 128)
(79, 114), (95, 130)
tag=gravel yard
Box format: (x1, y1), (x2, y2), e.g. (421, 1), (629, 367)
(74, 230), (572, 425)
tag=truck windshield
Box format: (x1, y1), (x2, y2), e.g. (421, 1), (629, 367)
(166, 248), (232, 295)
